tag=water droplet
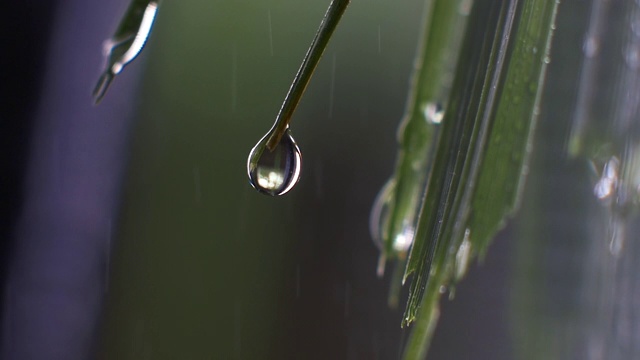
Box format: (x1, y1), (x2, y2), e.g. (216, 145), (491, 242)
(454, 229), (472, 280)
(594, 156), (619, 201)
(583, 36), (599, 58)
(369, 180), (396, 250)
(392, 223), (414, 253)
(370, 179), (418, 276)
(422, 102), (444, 124)
(93, 1), (159, 103)
(458, 0), (472, 16)
(609, 218), (625, 256)
(626, 45), (640, 69)
(247, 128), (302, 196)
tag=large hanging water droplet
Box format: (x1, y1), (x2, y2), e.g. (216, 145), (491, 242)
(247, 128), (302, 196)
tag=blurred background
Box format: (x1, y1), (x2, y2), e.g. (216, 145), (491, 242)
(3, 0), (639, 359)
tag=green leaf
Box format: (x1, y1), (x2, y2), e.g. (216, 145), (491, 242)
(400, 0), (558, 357)
(467, 0), (559, 255)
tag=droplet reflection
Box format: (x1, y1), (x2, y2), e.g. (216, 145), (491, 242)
(594, 156), (619, 201)
(454, 229), (472, 280)
(369, 179), (418, 277)
(247, 128), (302, 196)
(93, 1), (159, 103)
(422, 102), (445, 124)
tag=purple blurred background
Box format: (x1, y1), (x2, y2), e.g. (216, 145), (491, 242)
(1, 1), (140, 358)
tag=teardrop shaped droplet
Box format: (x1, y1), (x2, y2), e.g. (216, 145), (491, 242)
(247, 128), (302, 196)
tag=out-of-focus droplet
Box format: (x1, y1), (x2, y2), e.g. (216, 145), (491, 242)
(369, 179), (416, 275)
(454, 229), (472, 280)
(583, 36), (600, 58)
(247, 128), (302, 196)
(370, 180), (396, 251)
(93, 1), (159, 104)
(594, 156), (620, 201)
(458, 0), (473, 16)
(448, 285), (456, 300)
(609, 217), (624, 256)
(422, 102), (445, 124)
(392, 222), (414, 253)
(370, 180), (396, 277)
(625, 44), (640, 69)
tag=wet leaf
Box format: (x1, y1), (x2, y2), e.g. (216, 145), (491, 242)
(400, 0), (558, 358)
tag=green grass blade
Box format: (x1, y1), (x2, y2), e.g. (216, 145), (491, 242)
(467, 0), (559, 256)
(403, 0), (517, 326)
(401, 0), (559, 357)
(372, 0), (470, 278)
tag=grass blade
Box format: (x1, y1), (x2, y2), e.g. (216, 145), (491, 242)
(401, 0), (559, 357)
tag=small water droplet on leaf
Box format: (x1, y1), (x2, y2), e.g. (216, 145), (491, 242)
(454, 229), (472, 280)
(369, 180), (395, 250)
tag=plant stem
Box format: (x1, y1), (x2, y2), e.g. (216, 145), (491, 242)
(265, 0), (350, 151)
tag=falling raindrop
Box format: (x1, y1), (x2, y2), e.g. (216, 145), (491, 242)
(93, 0), (159, 103)
(247, 128), (302, 196)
